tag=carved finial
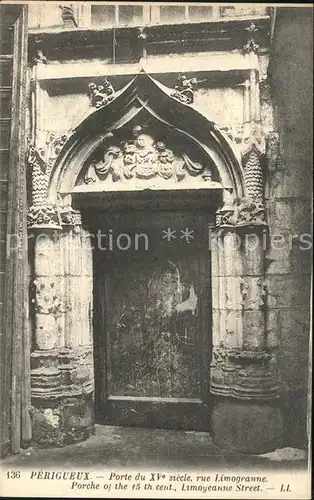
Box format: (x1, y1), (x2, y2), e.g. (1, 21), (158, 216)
(243, 23), (259, 54)
(59, 5), (77, 27)
(170, 75), (198, 105)
(137, 27), (147, 59)
(32, 37), (47, 65)
(88, 79), (115, 108)
(137, 27), (147, 41)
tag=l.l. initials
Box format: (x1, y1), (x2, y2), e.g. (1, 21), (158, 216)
(280, 484), (291, 492)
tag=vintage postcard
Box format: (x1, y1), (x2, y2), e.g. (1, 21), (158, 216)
(0, 1), (312, 498)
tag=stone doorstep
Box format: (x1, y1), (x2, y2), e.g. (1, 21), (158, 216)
(0, 426), (309, 469)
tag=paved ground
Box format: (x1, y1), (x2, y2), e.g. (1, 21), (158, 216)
(1, 425), (308, 470)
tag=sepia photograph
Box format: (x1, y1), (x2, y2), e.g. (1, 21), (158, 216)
(0, 1), (312, 498)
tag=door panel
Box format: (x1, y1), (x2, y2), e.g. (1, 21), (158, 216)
(93, 210), (211, 430)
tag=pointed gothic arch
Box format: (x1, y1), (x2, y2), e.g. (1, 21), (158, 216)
(45, 71), (244, 207)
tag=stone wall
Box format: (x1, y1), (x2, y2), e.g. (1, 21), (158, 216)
(25, 8), (311, 453)
(267, 7), (312, 448)
(0, 24), (12, 385)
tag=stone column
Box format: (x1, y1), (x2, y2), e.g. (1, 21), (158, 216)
(210, 218), (283, 453)
(210, 127), (283, 453)
(29, 207), (95, 446)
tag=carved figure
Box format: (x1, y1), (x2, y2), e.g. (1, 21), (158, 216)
(88, 79), (115, 108)
(94, 145), (123, 181)
(171, 75), (198, 104)
(134, 134), (158, 178)
(59, 5), (77, 27)
(156, 142), (176, 179)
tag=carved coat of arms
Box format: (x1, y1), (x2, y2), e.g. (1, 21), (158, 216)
(84, 129), (211, 184)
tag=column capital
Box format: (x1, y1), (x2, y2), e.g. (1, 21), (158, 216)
(60, 206), (82, 228)
(215, 198), (268, 229)
(27, 204), (82, 231)
(27, 204), (62, 230)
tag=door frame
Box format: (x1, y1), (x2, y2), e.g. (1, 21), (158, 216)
(77, 189), (221, 431)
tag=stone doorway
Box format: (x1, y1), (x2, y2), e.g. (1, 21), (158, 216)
(27, 72), (283, 453)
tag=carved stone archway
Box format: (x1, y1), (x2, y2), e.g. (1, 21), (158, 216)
(27, 72), (282, 453)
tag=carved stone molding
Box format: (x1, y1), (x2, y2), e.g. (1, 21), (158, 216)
(170, 75), (198, 105)
(27, 204), (62, 230)
(210, 347), (279, 400)
(83, 127), (212, 185)
(88, 79), (115, 108)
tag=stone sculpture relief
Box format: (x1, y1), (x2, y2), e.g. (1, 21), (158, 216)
(215, 198), (266, 227)
(88, 79), (115, 108)
(27, 132), (79, 230)
(170, 75), (198, 104)
(84, 128), (211, 184)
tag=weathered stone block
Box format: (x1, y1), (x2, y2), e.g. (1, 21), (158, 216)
(265, 274), (311, 309)
(30, 350), (59, 370)
(282, 388), (308, 449)
(48, 93), (90, 131)
(278, 349), (309, 390)
(265, 245), (291, 275)
(219, 309), (243, 348)
(267, 162), (311, 199)
(32, 407), (62, 446)
(211, 309), (220, 346)
(31, 393), (95, 447)
(278, 307), (310, 352)
(222, 232), (243, 276)
(34, 233), (58, 276)
(62, 395), (95, 439)
(242, 310), (265, 350)
(219, 276), (243, 310)
(265, 309), (279, 348)
(211, 276), (220, 309)
(243, 239), (264, 275)
(63, 276), (93, 347)
(211, 399), (283, 454)
(240, 276), (266, 310)
(267, 198), (311, 235)
(267, 199), (292, 233)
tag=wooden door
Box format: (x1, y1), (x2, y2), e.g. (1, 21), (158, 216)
(93, 210), (211, 431)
